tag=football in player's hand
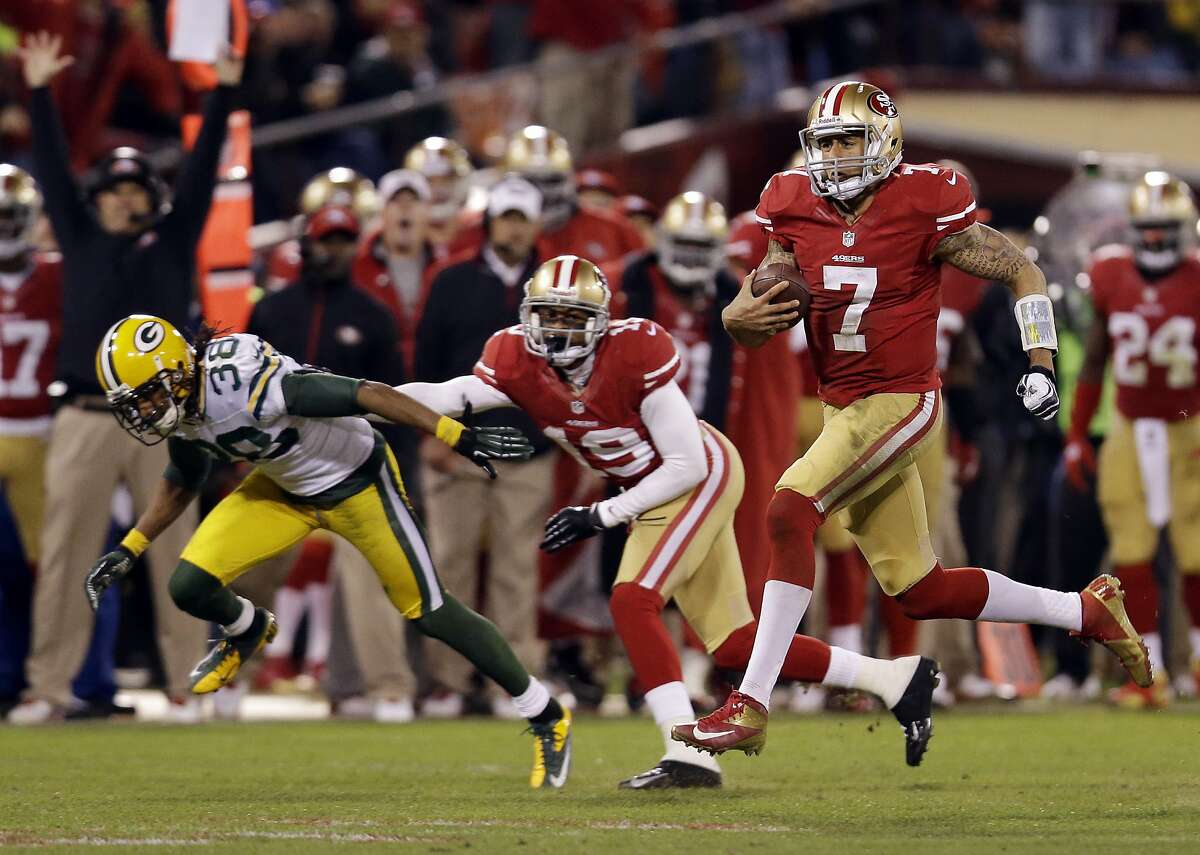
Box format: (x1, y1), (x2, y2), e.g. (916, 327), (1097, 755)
(750, 263), (810, 327)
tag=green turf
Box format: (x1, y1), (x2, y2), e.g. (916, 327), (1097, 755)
(1, 707), (1198, 854)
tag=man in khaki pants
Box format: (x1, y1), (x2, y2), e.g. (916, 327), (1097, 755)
(7, 33), (239, 722)
(13, 408), (205, 722)
(415, 178), (551, 716)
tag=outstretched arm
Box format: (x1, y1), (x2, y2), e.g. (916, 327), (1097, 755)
(397, 375), (516, 417)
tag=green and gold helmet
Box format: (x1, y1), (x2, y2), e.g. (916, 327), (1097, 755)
(96, 315), (196, 444)
(520, 255), (610, 366)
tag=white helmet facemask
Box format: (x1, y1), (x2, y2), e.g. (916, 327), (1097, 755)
(801, 124), (901, 201)
(521, 300), (608, 366)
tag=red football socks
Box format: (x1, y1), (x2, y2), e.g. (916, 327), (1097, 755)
(896, 562), (989, 620)
(826, 548), (866, 628)
(713, 621), (833, 684)
(609, 582), (681, 691)
(766, 489), (824, 589)
(1115, 562), (1158, 633)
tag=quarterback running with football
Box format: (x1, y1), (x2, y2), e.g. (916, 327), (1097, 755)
(673, 81), (1152, 758)
(401, 254), (940, 790)
(86, 316), (572, 789)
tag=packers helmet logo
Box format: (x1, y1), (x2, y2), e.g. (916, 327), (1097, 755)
(866, 91), (898, 118)
(134, 320), (166, 353)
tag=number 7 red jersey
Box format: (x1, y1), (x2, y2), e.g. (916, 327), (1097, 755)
(0, 253), (62, 430)
(756, 164), (977, 407)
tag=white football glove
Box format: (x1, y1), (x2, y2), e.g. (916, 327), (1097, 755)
(1016, 366), (1059, 420)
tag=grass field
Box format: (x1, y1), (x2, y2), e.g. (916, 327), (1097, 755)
(2, 706), (1198, 854)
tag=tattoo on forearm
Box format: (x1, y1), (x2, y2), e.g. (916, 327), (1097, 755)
(936, 223), (1029, 281)
(762, 238), (795, 268)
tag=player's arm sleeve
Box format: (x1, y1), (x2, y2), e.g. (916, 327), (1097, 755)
(281, 371), (367, 417)
(595, 382), (708, 527)
(162, 437), (212, 492)
(396, 375), (514, 417)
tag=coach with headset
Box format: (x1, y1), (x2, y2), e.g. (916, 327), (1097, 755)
(7, 32), (241, 723)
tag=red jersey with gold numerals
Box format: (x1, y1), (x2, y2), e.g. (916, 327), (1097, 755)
(0, 253), (63, 429)
(936, 265), (987, 376)
(1088, 246), (1200, 421)
(756, 164), (977, 407)
(474, 318), (683, 489)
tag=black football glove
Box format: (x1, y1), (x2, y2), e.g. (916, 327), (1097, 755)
(1016, 365), (1060, 421)
(452, 402), (535, 479)
(540, 505), (606, 553)
(85, 546), (136, 611)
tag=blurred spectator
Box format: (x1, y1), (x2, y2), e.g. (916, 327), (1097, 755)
(531, 0), (657, 152)
(343, 1), (450, 163)
(618, 194), (659, 247)
(452, 126), (643, 263)
(575, 168), (622, 212)
(7, 33), (238, 724)
(1022, 1), (1115, 81)
(246, 204), (417, 721)
(353, 168), (439, 381)
(415, 177), (551, 718)
(0, 0), (181, 167)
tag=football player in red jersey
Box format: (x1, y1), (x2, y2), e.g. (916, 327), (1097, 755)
(0, 165), (61, 571)
(1066, 172), (1200, 708)
(402, 254), (940, 789)
(674, 81), (1151, 758)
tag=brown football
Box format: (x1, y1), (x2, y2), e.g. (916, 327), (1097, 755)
(750, 262), (810, 327)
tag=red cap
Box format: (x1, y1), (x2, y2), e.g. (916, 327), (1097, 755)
(386, 0), (424, 28)
(618, 194), (658, 220)
(576, 169), (621, 198)
(305, 205), (361, 240)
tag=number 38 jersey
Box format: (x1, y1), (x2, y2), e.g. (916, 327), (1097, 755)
(474, 319), (682, 489)
(1088, 247), (1200, 422)
(756, 164), (977, 407)
(177, 334), (375, 496)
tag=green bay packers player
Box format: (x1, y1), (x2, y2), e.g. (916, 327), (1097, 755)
(87, 315), (572, 789)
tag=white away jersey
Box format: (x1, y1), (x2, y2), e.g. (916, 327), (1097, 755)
(177, 334), (375, 496)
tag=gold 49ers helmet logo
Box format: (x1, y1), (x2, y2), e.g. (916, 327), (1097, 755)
(134, 320), (166, 353)
(867, 91), (898, 118)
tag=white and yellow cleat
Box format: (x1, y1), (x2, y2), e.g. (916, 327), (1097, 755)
(529, 707), (572, 789)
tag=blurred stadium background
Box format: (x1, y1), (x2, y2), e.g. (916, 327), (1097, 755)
(0, 0), (1199, 848)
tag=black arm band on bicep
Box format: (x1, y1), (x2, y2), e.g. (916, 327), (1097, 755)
(164, 438), (212, 491)
(282, 372), (366, 417)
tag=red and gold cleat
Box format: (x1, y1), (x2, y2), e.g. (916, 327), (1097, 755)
(1071, 575), (1153, 688)
(1108, 674), (1170, 710)
(253, 654), (297, 692)
(671, 690), (768, 756)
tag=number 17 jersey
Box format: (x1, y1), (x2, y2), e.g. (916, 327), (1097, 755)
(756, 164), (977, 407)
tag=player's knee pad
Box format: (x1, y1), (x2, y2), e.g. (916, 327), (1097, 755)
(894, 564), (951, 620)
(711, 621), (756, 670)
(168, 560), (224, 615)
(609, 583), (663, 634)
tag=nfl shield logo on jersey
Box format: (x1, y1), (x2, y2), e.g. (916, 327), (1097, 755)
(842, 231), (856, 247)
(571, 400), (585, 414)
